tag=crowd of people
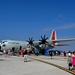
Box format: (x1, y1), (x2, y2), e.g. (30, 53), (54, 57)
(3, 49), (13, 57)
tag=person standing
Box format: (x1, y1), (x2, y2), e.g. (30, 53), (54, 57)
(20, 49), (24, 57)
(35, 49), (39, 56)
(63, 51), (66, 57)
(23, 50), (28, 62)
(72, 51), (75, 71)
(49, 51), (53, 59)
(3, 50), (8, 57)
(67, 53), (72, 70)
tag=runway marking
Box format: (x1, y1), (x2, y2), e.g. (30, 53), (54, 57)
(36, 56), (67, 61)
(28, 56), (75, 75)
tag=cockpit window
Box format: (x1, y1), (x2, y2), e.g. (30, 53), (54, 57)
(2, 41), (7, 43)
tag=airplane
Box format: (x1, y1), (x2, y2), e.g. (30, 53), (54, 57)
(0, 30), (75, 52)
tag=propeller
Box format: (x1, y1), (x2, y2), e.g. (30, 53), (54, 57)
(27, 37), (34, 46)
(39, 35), (49, 49)
(26, 37), (36, 50)
(39, 35), (48, 44)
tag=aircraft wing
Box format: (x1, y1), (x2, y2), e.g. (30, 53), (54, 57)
(51, 38), (75, 43)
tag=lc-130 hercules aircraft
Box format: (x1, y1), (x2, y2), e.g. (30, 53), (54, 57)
(0, 30), (75, 52)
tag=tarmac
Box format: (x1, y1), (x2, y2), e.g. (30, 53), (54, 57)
(0, 53), (74, 75)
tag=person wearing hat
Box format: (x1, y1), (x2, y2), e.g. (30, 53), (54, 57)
(67, 53), (72, 70)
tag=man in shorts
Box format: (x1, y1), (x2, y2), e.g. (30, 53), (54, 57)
(23, 50), (28, 62)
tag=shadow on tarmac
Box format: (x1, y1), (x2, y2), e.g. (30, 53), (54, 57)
(0, 59), (5, 61)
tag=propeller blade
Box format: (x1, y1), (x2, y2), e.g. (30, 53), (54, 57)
(31, 37), (33, 40)
(44, 35), (46, 39)
(29, 37), (30, 40)
(41, 36), (43, 39)
(46, 37), (48, 40)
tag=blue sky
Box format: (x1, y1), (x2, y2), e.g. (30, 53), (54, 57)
(0, 0), (75, 51)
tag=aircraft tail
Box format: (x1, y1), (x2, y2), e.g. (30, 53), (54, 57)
(50, 30), (57, 40)
(50, 30), (69, 46)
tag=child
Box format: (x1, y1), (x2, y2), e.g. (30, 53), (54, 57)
(67, 53), (72, 70)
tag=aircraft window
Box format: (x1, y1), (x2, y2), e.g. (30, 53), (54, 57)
(8, 42), (13, 44)
(2, 41), (7, 43)
(2, 44), (6, 47)
(15, 43), (19, 44)
(8, 42), (19, 44)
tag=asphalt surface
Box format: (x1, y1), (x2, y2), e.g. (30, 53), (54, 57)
(0, 54), (74, 75)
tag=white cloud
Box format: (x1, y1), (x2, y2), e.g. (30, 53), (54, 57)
(43, 23), (75, 32)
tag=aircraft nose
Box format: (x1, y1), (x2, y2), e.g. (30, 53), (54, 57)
(0, 44), (5, 52)
(0, 46), (1, 50)
(0, 45), (2, 52)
